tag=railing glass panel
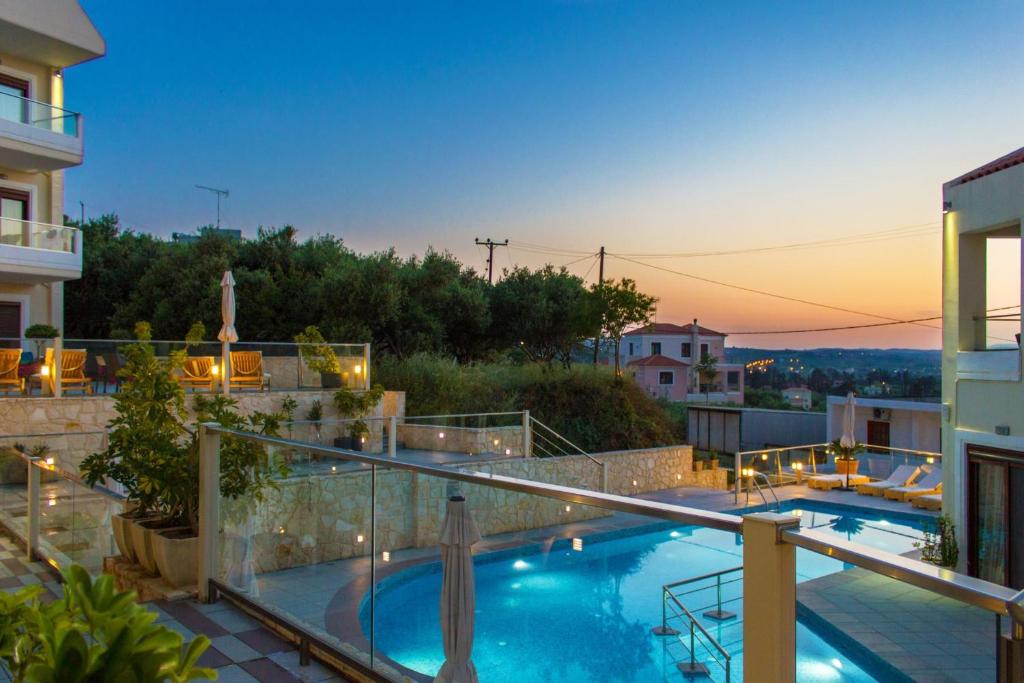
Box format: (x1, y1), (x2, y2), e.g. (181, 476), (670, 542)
(0, 90), (79, 137)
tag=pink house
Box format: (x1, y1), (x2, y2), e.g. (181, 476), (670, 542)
(621, 319), (745, 404)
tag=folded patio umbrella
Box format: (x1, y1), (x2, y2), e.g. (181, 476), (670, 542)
(839, 392), (857, 488)
(218, 271), (238, 394)
(435, 496), (481, 683)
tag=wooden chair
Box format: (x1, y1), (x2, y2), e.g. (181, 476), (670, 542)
(181, 356), (216, 392)
(0, 348), (23, 394)
(229, 350), (267, 391)
(54, 349), (93, 395)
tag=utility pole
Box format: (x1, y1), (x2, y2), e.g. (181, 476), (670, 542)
(195, 185), (229, 228)
(592, 246), (605, 366)
(78, 201), (84, 226)
(475, 238), (509, 285)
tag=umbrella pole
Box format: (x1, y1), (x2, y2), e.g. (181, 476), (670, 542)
(222, 341), (230, 395)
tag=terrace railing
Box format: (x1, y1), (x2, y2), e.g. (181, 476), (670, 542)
(0, 336), (370, 397)
(192, 427), (1023, 683)
(0, 90), (80, 137)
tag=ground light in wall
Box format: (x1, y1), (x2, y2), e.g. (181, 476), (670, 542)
(572, 538), (583, 551)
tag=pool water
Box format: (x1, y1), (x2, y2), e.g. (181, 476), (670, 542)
(366, 500), (927, 682)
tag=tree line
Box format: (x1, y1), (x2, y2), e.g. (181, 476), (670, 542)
(64, 216), (656, 365)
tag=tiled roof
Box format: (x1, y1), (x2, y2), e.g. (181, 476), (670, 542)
(627, 354), (690, 368)
(624, 322), (726, 337)
(948, 146), (1024, 187)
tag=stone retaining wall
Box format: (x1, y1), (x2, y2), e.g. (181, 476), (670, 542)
(228, 444), (728, 574)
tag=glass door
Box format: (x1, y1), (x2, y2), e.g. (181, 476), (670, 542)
(0, 189), (28, 246)
(0, 73), (28, 125)
(968, 446), (1024, 588)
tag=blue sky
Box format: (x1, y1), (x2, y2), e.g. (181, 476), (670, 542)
(66, 1), (1024, 347)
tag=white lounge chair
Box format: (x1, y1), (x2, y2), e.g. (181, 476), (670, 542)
(884, 467), (943, 501)
(807, 472), (870, 490)
(911, 492), (942, 511)
(855, 465), (921, 497)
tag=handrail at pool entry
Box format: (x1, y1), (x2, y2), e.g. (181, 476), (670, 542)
(664, 591), (731, 681)
(782, 526), (1017, 616)
(205, 426), (744, 533)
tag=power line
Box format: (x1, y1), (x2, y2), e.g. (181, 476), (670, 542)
(723, 306), (1020, 336)
(608, 253), (942, 331)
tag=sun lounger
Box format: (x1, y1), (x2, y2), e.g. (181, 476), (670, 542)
(884, 467), (942, 501)
(807, 473), (870, 490)
(855, 465), (921, 497)
(229, 350), (268, 391)
(911, 493), (942, 511)
(181, 356), (216, 391)
(0, 348), (23, 393)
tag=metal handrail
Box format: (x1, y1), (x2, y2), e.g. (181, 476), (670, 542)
(665, 565), (743, 593)
(782, 527), (1017, 616)
(529, 417), (602, 466)
(0, 90), (80, 117)
(664, 592), (732, 681)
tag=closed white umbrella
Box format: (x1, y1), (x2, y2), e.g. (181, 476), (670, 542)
(839, 392), (856, 489)
(435, 496), (481, 683)
(218, 271), (238, 394)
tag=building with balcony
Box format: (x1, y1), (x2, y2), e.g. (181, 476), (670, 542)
(621, 319), (745, 403)
(942, 146), (1024, 589)
(0, 0), (104, 337)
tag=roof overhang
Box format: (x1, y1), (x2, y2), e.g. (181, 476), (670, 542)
(0, 0), (105, 68)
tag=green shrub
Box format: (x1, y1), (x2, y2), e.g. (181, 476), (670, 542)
(376, 354), (682, 451)
(0, 564), (215, 682)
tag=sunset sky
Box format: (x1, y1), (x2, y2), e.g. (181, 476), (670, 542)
(67, 1), (1024, 350)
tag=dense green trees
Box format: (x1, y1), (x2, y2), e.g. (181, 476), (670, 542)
(64, 216), (655, 365)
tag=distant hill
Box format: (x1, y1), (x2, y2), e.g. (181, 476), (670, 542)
(724, 348), (941, 374)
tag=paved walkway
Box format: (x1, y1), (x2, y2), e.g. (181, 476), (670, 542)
(797, 567), (997, 683)
(0, 532), (345, 683)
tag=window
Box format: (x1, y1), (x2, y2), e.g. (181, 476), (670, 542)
(727, 371), (739, 390)
(658, 371), (674, 385)
(628, 342), (634, 355)
(700, 343), (709, 359)
(651, 342), (662, 355)
(0, 73), (29, 125)
(681, 342), (691, 357)
(0, 188), (29, 246)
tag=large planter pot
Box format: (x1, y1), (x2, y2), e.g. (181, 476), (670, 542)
(333, 436), (365, 451)
(152, 528), (198, 588)
(694, 460), (705, 472)
(112, 510), (160, 564)
(320, 372), (342, 388)
(129, 517), (176, 575)
(836, 458), (860, 475)
(709, 459), (719, 471)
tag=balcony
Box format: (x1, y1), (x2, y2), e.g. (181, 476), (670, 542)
(0, 218), (80, 282)
(0, 91), (82, 171)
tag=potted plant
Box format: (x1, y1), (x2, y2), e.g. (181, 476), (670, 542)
(915, 514), (959, 569)
(708, 450), (720, 470)
(23, 323), (58, 369)
(0, 564), (214, 683)
(82, 323), (286, 587)
(332, 384), (385, 450)
(295, 325), (342, 388)
(306, 399), (323, 443)
(829, 438), (865, 476)
(693, 453), (706, 472)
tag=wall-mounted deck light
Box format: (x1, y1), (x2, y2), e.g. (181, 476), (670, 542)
(942, 201), (952, 214)
(572, 538), (583, 552)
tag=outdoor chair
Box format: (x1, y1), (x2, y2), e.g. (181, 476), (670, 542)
(229, 350), (268, 391)
(911, 492), (942, 510)
(884, 467), (943, 502)
(855, 464), (921, 497)
(0, 349), (23, 394)
(806, 472), (870, 490)
(181, 356), (216, 392)
(53, 349), (93, 395)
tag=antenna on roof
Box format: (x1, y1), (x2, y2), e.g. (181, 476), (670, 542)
(195, 185), (229, 228)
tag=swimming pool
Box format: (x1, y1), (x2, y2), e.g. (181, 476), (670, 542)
(365, 500), (928, 682)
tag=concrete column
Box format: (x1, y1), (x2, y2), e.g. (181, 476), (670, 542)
(742, 512), (800, 683)
(389, 416), (398, 457)
(198, 423), (221, 602)
(522, 410), (532, 457)
(26, 459), (40, 562)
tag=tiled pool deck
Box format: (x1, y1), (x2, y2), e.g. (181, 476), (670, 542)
(0, 532), (343, 683)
